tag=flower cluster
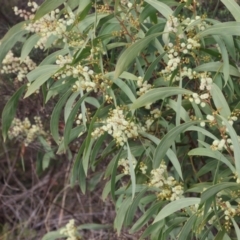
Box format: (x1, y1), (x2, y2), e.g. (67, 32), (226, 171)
(166, 16), (179, 33)
(76, 114), (83, 125)
(184, 15), (207, 32)
(137, 77), (152, 109)
(91, 107), (141, 146)
(8, 117), (47, 146)
(211, 139), (227, 151)
(60, 219), (80, 240)
(0, 51), (36, 81)
(118, 158), (147, 174)
(199, 73), (213, 91)
(56, 55), (73, 68)
(16, 2), (76, 49)
(189, 92), (209, 107)
(148, 162), (184, 201)
(13, 2), (38, 20)
(54, 59), (110, 93)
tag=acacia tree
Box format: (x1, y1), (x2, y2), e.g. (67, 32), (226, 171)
(2, 0), (240, 239)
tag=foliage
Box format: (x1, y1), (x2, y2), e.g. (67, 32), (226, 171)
(1, 0), (240, 239)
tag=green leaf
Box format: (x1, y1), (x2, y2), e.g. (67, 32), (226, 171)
(25, 65), (60, 98)
(114, 196), (132, 235)
(21, 34), (40, 61)
(213, 36), (229, 85)
(0, 22), (28, 63)
(34, 0), (66, 20)
(178, 214), (197, 240)
(197, 22), (240, 38)
(153, 198), (200, 223)
(144, 54), (165, 81)
(57, 125), (85, 154)
(214, 230), (226, 240)
(201, 182), (240, 203)
(140, 131), (183, 179)
(125, 188), (147, 226)
(114, 33), (162, 78)
(77, 223), (110, 230)
(82, 104), (103, 174)
(50, 90), (72, 143)
(102, 174), (124, 200)
(194, 62), (240, 77)
(111, 149), (123, 202)
(27, 65), (60, 82)
(130, 87), (192, 109)
(186, 126), (217, 140)
(42, 230), (64, 240)
(188, 147), (235, 173)
(64, 92), (79, 123)
(2, 85), (26, 141)
(105, 71), (137, 102)
(231, 217), (240, 239)
(64, 94), (87, 149)
(211, 83), (231, 118)
(145, 0), (173, 19)
(39, 49), (69, 66)
(127, 143), (137, 200)
(153, 121), (199, 168)
(70, 140), (86, 191)
(130, 202), (162, 233)
(220, 116), (240, 178)
(220, 0), (240, 22)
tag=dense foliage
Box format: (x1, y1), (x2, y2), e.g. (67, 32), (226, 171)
(2, 0), (240, 239)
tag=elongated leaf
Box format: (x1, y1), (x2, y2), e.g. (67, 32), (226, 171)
(57, 125), (85, 154)
(211, 83), (231, 118)
(125, 188), (147, 226)
(221, 0), (240, 22)
(27, 65), (60, 82)
(1, 85), (26, 141)
(153, 198), (200, 223)
(130, 202), (162, 233)
(115, 33), (162, 78)
(127, 143), (136, 200)
(140, 131), (183, 179)
(178, 214), (197, 240)
(102, 174), (124, 200)
(64, 94), (87, 149)
(39, 49), (69, 66)
(213, 36), (229, 85)
(168, 99), (190, 122)
(70, 140), (86, 189)
(130, 87), (192, 109)
(34, 0), (66, 20)
(0, 22), (28, 63)
(25, 66), (60, 98)
(145, 0), (173, 19)
(50, 90), (72, 143)
(197, 22), (240, 38)
(64, 92), (79, 123)
(77, 223), (110, 230)
(194, 62), (240, 77)
(42, 230), (64, 240)
(114, 197), (132, 235)
(21, 34), (40, 61)
(231, 217), (240, 239)
(186, 126), (217, 140)
(144, 54), (165, 81)
(220, 116), (240, 178)
(153, 121), (199, 168)
(188, 148), (235, 173)
(201, 182), (240, 203)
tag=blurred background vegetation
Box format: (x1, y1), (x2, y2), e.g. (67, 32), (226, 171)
(0, 0), (237, 239)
